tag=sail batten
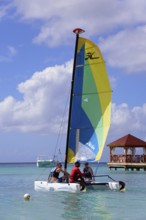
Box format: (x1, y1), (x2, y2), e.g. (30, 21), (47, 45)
(77, 62), (105, 66)
(73, 91), (112, 96)
(67, 36), (112, 163)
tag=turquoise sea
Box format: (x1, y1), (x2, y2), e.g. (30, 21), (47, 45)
(0, 163), (146, 220)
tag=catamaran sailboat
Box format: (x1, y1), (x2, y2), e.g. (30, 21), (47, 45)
(34, 28), (125, 192)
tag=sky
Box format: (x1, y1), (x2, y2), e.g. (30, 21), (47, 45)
(0, 0), (146, 163)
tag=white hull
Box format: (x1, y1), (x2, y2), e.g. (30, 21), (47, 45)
(34, 180), (124, 192)
(34, 181), (81, 192)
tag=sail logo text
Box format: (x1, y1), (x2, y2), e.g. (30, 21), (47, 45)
(86, 142), (95, 150)
(85, 52), (99, 60)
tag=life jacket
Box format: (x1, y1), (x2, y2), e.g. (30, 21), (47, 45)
(83, 167), (92, 178)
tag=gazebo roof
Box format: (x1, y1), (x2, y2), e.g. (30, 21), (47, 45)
(107, 134), (146, 148)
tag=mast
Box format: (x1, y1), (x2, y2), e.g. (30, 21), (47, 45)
(64, 28), (85, 170)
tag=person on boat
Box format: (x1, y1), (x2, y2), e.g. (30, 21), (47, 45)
(69, 161), (86, 190)
(48, 162), (69, 183)
(83, 162), (95, 182)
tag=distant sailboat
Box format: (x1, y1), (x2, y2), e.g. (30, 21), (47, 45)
(34, 28), (125, 192)
(36, 155), (55, 168)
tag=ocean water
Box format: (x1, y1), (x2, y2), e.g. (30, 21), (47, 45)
(0, 163), (146, 220)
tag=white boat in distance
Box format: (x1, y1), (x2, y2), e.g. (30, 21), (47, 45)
(34, 28), (126, 192)
(37, 155), (56, 168)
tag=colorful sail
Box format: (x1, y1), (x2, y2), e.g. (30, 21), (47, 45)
(67, 37), (112, 163)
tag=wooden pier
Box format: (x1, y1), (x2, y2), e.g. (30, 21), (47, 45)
(107, 134), (146, 171)
(107, 162), (146, 171)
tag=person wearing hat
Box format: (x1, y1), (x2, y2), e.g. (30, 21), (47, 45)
(69, 161), (86, 190)
(83, 162), (95, 182)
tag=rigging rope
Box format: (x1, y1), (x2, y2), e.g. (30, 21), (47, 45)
(52, 92), (70, 162)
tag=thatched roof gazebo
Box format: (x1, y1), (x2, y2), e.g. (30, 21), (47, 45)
(107, 134), (146, 171)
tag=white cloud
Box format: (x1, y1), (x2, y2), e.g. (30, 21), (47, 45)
(99, 25), (146, 73)
(6, 1), (144, 44)
(0, 60), (72, 133)
(2, 0), (145, 72)
(109, 103), (146, 142)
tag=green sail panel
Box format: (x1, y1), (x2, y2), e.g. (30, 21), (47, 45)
(67, 37), (112, 163)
